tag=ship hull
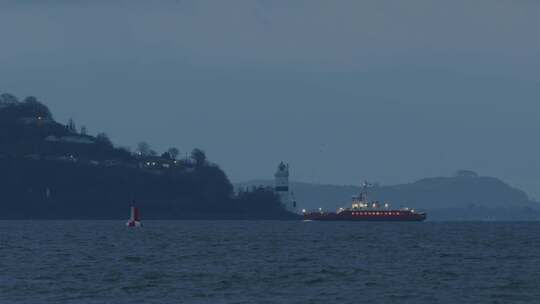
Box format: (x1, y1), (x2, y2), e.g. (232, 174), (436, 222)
(304, 211), (426, 222)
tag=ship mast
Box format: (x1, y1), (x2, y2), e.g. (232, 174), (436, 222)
(361, 181), (371, 205)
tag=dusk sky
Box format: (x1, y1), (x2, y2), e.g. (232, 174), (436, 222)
(2, 1), (540, 197)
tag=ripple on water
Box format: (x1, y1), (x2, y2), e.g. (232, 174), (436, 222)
(0, 221), (539, 304)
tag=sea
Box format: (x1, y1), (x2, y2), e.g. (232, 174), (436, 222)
(0, 221), (539, 304)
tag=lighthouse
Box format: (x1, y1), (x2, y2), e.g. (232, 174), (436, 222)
(274, 162), (296, 212)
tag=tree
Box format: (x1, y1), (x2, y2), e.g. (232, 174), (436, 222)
(0, 93), (19, 104)
(136, 142), (151, 156)
(167, 147), (180, 160)
(23, 96), (38, 103)
(21, 96), (53, 119)
(191, 148), (207, 166)
(67, 118), (77, 133)
(161, 152), (172, 160)
(96, 132), (112, 147)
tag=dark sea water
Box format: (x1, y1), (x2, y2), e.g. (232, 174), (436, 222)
(1, 221), (539, 304)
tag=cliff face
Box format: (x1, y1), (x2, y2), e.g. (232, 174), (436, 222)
(0, 94), (294, 219)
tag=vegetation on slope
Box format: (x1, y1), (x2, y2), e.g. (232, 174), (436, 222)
(0, 92), (294, 219)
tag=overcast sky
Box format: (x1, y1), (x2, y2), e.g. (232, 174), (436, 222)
(2, 0), (540, 197)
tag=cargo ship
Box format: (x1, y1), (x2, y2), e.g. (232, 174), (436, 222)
(303, 183), (426, 222)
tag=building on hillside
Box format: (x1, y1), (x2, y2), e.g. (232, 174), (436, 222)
(16, 117), (55, 126)
(45, 135), (95, 144)
(138, 156), (181, 170)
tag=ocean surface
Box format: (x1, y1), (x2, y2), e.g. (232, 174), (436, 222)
(1, 221), (539, 304)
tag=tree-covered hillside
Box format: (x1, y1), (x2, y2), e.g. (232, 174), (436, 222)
(0, 92), (296, 219)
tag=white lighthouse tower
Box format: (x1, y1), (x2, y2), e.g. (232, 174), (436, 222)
(274, 161), (296, 212)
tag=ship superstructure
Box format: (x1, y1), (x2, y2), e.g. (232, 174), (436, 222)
(303, 182), (426, 221)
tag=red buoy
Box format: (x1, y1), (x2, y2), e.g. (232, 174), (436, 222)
(126, 206), (142, 227)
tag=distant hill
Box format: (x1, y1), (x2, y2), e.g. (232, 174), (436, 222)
(0, 92), (295, 219)
(239, 172), (540, 221)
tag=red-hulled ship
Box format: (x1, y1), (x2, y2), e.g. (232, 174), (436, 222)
(303, 182), (426, 222)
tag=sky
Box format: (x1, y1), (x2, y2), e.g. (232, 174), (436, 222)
(2, 0), (540, 197)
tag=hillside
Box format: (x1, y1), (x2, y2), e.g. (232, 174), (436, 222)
(240, 172), (540, 221)
(0, 92), (296, 219)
